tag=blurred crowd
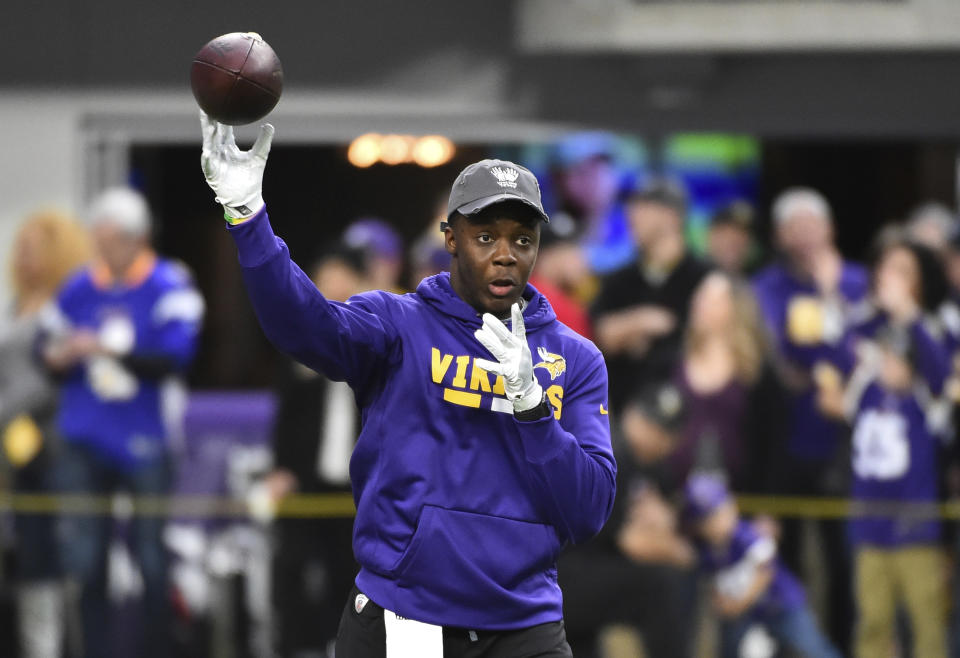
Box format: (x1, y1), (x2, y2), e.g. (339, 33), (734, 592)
(3, 132), (960, 658)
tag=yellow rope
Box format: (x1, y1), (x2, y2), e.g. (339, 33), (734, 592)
(2, 492), (959, 521)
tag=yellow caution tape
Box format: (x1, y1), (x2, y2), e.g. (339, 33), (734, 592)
(1, 492), (959, 521)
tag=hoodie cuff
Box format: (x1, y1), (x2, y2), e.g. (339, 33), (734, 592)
(514, 414), (570, 464)
(226, 206), (282, 268)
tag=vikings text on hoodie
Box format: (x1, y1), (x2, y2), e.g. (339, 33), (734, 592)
(228, 208), (616, 630)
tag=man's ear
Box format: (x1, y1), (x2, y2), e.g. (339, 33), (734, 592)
(443, 224), (457, 255)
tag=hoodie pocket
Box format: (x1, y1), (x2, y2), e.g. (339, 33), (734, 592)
(393, 504), (561, 599)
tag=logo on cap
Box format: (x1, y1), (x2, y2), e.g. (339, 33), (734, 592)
(490, 166), (519, 189)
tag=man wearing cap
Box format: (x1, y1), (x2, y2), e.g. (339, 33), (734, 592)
(199, 115), (615, 657)
(39, 187), (204, 658)
(591, 178), (711, 411)
(706, 200), (756, 275)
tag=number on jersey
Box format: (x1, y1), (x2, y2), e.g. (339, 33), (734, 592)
(852, 409), (910, 480)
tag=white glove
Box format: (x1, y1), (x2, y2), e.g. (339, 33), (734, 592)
(200, 111), (274, 219)
(475, 304), (544, 413)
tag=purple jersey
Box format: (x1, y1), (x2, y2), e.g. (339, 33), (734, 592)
(848, 381), (941, 547)
(698, 520), (806, 619)
(752, 261), (869, 461)
(41, 256), (203, 469)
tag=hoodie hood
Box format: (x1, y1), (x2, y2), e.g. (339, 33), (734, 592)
(416, 272), (557, 331)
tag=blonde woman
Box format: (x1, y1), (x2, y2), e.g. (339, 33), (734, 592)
(670, 271), (787, 492)
(0, 208), (90, 658)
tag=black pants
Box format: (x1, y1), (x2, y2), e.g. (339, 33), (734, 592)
(336, 585), (573, 657)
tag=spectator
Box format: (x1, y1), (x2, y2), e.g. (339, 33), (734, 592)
(682, 473), (841, 658)
(752, 187), (867, 651)
(0, 209), (90, 658)
(592, 178), (711, 410)
(267, 244), (369, 657)
(706, 200), (757, 275)
(905, 201), (957, 255)
(671, 272), (787, 493)
(561, 381), (695, 658)
(550, 132), (635, 274)
(836, 240), (951, 658)
(529, 227), (593, 339)
(39, 187), (204, 658)
(343, 217), (405, 293)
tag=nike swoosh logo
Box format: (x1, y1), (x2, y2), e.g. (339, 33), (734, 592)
(600, 404), (608, 415)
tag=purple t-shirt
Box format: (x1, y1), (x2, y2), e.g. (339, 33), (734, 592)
(698, 520), (807, 618)
(671, 369), (749, 487)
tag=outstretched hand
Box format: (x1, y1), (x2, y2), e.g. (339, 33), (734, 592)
(200, 111), (274, 220)
(475, 303), (544, 413)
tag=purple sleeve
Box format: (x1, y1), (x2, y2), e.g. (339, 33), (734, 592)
(910, 319), (951, 396)
(227, 208), (400, 392)
(154, 322), (200, 371)
(143, 283), (204, 371)
(513, 352), (616, 544)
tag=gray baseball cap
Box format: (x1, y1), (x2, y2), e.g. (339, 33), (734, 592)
(446, 159), (550, 225)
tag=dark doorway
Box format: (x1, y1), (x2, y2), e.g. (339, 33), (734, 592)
(759, 141), (958, 260)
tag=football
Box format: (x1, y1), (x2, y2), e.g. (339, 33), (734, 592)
(190, 32), (283, 126)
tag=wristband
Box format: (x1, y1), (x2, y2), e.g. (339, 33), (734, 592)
(224, 210), (255, 225)
(514, 393), (552, 422)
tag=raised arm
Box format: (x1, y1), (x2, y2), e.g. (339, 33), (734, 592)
(229, 212), (400, 389)
(198, 113), (400, 392)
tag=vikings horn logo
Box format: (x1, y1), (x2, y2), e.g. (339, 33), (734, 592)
(534, 347), (566, 380)
(490, 166), (520, 188)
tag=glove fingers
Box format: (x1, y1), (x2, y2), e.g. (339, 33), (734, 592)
(474, 359), (504, 377)
(251, 123), (275, 160)
(511, 303), (526, 341)
(482, 313), (515, 344)
(200, 111), (217, 148)
(474, 327), (507, 361)
(215, 124), (235, 155)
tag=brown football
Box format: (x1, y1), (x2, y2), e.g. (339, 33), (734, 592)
(190, 32), (283, 125)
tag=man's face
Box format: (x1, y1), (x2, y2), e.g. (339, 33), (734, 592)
(628, 201), (681, 247)
(707, 224), (751, 274)
(92, 223), (145, 277)
(776, 210), (833, 269)
(445, 211), (540, 317)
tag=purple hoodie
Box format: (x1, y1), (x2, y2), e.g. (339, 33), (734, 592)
(228, 208), (616, 630)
